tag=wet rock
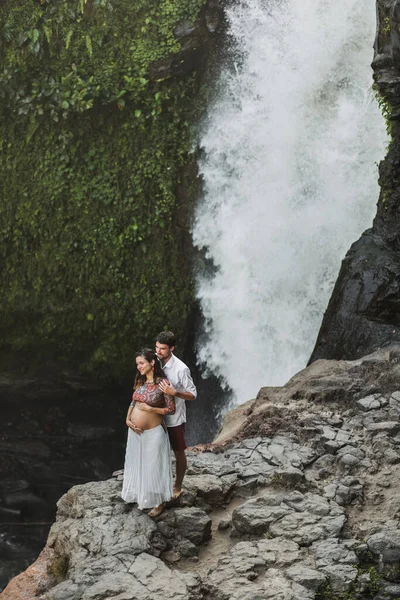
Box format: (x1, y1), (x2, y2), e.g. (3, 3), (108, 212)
(66, 424), (115, 440)
(149, 3), (222, 81)
(0, 480), (30, 494)
(0, 441), (51, 458)
(373, 583), (400, 600)
(205, 0), (221, 33)
(174, 21), (198, 38)
(309, 3), (400, 364)
(379, 547), (400, 581)
(2, 490), (47, 512)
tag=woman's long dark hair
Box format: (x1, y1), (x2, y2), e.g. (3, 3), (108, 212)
(134, 348), (164, 389)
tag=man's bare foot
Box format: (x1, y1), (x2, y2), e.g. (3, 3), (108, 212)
(172, 488), (182, 501)
(148, 503), (165, 518)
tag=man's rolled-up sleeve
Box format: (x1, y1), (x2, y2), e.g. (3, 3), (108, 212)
(181, 367), (197, 398)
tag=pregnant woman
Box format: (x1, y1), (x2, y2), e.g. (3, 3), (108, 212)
(121, 348), (175, 517)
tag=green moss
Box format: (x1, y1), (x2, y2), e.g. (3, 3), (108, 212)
(373, 83), (393, 139)
(48, 554), (69, 582)
(315, 566), (382, 600)
(0, 0), (209, 378)
(381, 15), (391, 35)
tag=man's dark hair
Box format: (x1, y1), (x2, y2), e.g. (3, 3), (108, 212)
(156, 331), (176, 348)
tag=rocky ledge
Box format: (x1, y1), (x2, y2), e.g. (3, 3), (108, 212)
(4, 347), (400, 599)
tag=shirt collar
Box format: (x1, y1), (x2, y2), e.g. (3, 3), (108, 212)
(162, 352), (176, 370)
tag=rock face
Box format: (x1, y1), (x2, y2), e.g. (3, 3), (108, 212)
(5, 347), (400, 599)
(310, 0), (400, 363)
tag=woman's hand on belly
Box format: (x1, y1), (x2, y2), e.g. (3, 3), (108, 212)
(132, 405), (163, 431)
(127, 419), (143, 435)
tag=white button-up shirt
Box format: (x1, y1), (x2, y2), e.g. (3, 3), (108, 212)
(162, 353), (197, 427)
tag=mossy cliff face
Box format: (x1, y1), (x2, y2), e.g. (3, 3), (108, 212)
(309, 0), (400, 363)
(0, 0), (221, 379)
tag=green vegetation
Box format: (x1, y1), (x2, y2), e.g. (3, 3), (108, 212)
(315, 566), (381, 600)
(48, 554), (69, 582)
(381, 15), (391, 36)
(0, 0), (210, 377)
(373, 83), (393, 139)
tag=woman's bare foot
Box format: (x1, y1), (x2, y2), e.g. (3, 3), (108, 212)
(148, 503), (165, 518)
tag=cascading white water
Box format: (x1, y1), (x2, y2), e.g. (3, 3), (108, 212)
(193, 0), (387, 405)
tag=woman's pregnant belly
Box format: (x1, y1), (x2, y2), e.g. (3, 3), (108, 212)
(131, 404), (163, 431)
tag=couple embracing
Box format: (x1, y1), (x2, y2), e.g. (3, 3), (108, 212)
(121, 331), (197, 517)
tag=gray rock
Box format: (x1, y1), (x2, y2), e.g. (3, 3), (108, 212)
(338, 453), (362, 467)
(312, 538), (358, 568)
(173, 507), (212, 545)
(186, 452), (237, 477)
(367, 521), (400, 558)
(379, 547), (400, 581)
(44, 581), (82, 600)
(218, 518), (231, 530)
(47, 479), (166, 574)
(232, 491), (345, 544)
(285, 564), (327, 590)
(58, 553), (197, 600)
(207, 539), (306, 600)
(310, 454), (336, 479)
(336, 445), (365, 460)
(372, 583), (400, 600)
(357, 394), (383, 411)
(231, 494), (290, 536)
(162, 550), (181, 563)
(320, 564), (359, 593)
(270, 467), (305, 487)
(183, 473), (235, 507)
(368, 422), (400, 435)
(323, 478), (363, 506)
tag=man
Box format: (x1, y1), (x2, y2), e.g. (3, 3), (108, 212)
(155, 331), (197, 499)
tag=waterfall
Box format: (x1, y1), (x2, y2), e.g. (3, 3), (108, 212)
(193, 0), (387, 405)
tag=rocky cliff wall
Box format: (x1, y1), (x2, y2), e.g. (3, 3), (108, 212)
(310, 0), (400, 364)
